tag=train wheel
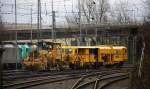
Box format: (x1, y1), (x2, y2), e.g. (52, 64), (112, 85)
(114, 63), (122, 68)
(69, 63), (74, 69)
(75, 64), (80, 69)
(83, 63), (89, 69)
(119, 61), (123, 67)
(88, 63), (93, 69)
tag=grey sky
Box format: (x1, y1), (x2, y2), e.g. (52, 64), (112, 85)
(1, 0), (143, 27)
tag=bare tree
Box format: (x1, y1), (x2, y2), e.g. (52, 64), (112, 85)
(66, 0), (110, 27)
(80, 0), (109, 24)
(140, 0), (150, 88)
(143, 0), (150, 23)
(131, 0), (150, 89)
(97, 0), (109, 23)
(110, 0), (131, 24)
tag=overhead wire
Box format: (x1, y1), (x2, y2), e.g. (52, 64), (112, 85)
(2, 0), (79, 26)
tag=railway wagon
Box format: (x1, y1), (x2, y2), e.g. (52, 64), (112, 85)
(112, 46), (127, 66)
(77, 46), (101, 68)
(22, 41), (62, 70)
(22, 44), (128, 70)
(61, 46), (77, 68)
(1, 43), (31, 69)
(2, 44), (20, 69)
(23, 50), (48, 70)
(62, 46), (96, 68)
(61, 46), (108, 68)
(61, 45), (128, 69)
(97, 45), (113, 65)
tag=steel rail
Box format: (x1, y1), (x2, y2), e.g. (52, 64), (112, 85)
(3, 70), (100, 81)
(70, 70), (122, 89)
(72, 73), (128, 89)
(4, 70), (110, 89)
(4, 75), (81, 89)
(98, 76), (128, 89)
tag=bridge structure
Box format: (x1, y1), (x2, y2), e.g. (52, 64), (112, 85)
(1, 24), (139, 64)
(1, 24), (138, 40)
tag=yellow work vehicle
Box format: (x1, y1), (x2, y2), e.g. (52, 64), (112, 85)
(61, 46), (79, 69)
(23, 41), (62, 70)
(23, 44), (128, 70)
(112, 46), (127, 66)
(97, 46), (113, 65)
(77, 46), (98, 68)
(23, 50), (48, 70)
(62, 46), (100, 69)
(61, 45), (128, 69)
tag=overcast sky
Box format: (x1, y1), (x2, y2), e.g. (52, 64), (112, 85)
(1, 0), (144, 27)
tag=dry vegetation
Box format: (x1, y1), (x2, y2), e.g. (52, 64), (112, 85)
(141, 23), (150, 89)
(131, 22), (150, 89)
(130, 0), (150, 88)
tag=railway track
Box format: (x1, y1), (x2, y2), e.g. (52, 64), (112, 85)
(3, 70), (29, 73)
(3, 71), (34, 76)
(3, 70), (100, 89)
(70, 72), (128, 89)
(98, 75), (128, 89)
(3, 69), (122, 89)
(3, 72), (103, 89)
(3, 70), (30, 75)
(3, 74), (81, 89)
(3, 69), (101, 81)
(3, 67), (131, 89)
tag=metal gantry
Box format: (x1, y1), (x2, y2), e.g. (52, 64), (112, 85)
(37, 0), (42, 44)
(30, 5), (33, 43)
(14, 0), (19, 69)
(78, 0), (82, 46)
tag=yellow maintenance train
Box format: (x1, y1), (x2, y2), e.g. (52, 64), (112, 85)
(62, 45), (127, 69)
(22, 43), (127, 70)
